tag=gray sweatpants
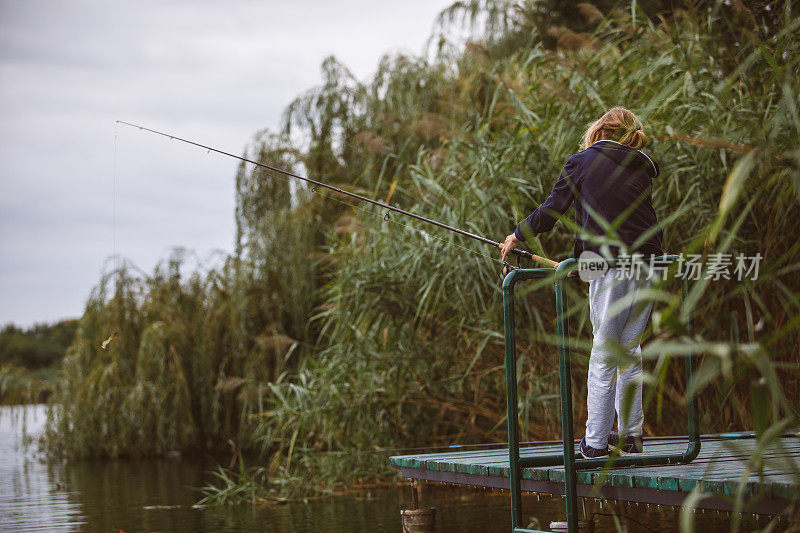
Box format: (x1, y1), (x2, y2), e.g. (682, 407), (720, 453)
(585, 268), (653, 449)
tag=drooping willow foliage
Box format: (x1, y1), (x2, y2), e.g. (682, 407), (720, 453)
(50, 1), (798, 514)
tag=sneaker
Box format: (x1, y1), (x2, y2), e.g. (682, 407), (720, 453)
(607, 431), (643, 456)
(579, 437), (609, 459)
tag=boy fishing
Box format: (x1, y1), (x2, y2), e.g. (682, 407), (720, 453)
(500, 107), (662, 459)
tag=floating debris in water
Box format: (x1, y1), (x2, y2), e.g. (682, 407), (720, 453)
(101, 331), (118, 349)
(143, 505), (181, 510)
(142, 504), (206, 510)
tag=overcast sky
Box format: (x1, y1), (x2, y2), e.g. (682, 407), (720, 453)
(0, 0), (456, 327)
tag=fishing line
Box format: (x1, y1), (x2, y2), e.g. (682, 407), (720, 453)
(113, 124), (118, 278)
(103, 124), (122, 350)
(304, 432), (796, 456)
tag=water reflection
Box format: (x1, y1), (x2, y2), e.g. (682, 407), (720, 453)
(0, 405), (780, 532)
(0, 405), (81, 531)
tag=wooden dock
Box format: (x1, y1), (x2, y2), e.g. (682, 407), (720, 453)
(390, 436), (800, 515)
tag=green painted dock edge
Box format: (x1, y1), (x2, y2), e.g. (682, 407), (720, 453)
(389, 438), (800, 506)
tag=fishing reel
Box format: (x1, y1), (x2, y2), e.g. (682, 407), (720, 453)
(499, 261), (519, 280)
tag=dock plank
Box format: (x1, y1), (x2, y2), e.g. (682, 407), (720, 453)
(390, 436), (800, 514)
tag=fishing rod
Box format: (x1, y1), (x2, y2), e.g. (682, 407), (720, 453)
(116, 121), (557, 270)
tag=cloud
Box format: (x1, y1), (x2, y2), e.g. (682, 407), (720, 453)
(0, 0), (450, 326)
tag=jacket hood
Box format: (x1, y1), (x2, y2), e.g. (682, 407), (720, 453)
(588, 140), (659, 178)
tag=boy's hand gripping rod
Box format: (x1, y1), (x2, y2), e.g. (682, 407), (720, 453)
(116, 121), (557, 269)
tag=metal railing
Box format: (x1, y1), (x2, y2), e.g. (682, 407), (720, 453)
(502, 255), (700, 533)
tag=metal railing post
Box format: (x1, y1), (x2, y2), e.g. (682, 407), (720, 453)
(682, 278), (701, 458)
(501, 256), (699, 533)
(555, 258), (578, 533)
(503, 271), (523, 529)
(503, 268), (554, 533)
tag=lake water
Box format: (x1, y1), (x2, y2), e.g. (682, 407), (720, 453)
(0, 405), (781, 532)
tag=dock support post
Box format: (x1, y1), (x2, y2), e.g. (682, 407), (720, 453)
(402, 480), (435, 532)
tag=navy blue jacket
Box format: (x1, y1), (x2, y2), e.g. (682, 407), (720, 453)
(514, 140), (663, 258)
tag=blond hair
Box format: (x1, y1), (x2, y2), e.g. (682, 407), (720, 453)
(581, 107), (647, 150)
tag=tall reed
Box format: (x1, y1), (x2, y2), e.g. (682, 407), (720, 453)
(50, 3), (799, 519)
